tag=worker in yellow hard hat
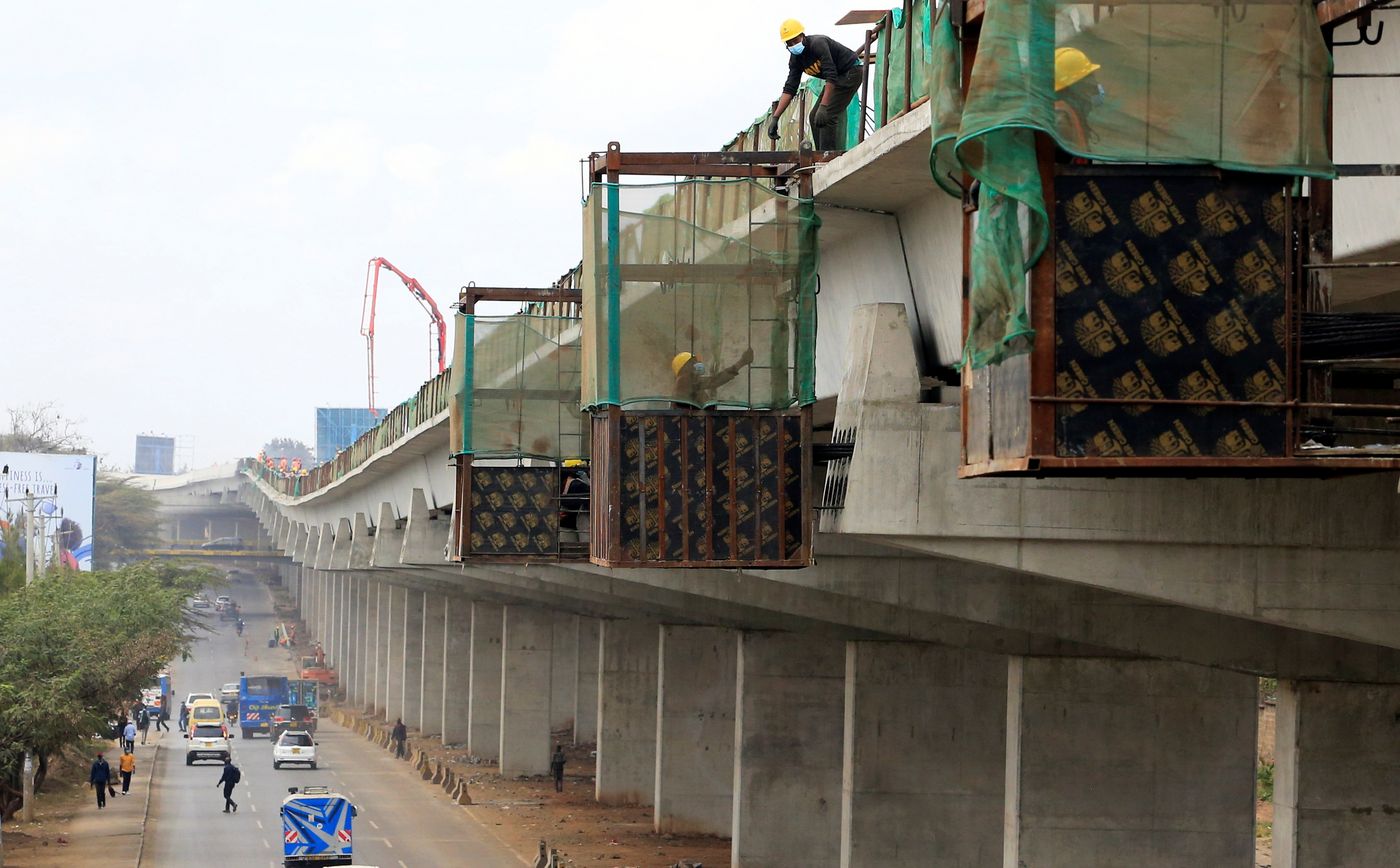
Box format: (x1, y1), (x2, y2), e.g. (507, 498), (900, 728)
(767, 18), (864, 152)
(1054, 47), (1105, 152)
(671, 348), (756, 407)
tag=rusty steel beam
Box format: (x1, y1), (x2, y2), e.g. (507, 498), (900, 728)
(455, 286), (580, 314)
(586, 143), (831, 183)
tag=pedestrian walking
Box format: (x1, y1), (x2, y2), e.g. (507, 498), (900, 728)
(137, 706), (151, 744)
(89, 753), (112, 809)
(119, 750), (136, 794)
(391, 718), (407, 760)
(550, 744), (566, 792)
(179, 702), (189, 732)
(216, 757), (241, 813)
(122, 720), (137, 753)
(155, 697), (171, 732)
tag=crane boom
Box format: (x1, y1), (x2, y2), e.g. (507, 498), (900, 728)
(361, 257), (448, 416)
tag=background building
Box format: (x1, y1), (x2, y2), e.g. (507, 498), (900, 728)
(134, 434), (176, 475)
(315, 407), (380, 463)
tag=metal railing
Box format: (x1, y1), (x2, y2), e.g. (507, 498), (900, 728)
(242, 367), (455, 498)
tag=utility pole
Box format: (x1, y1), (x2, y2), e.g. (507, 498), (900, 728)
(8, 485), (59, 826)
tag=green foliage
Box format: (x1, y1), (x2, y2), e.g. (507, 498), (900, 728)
(0, 523), (24, 594)
(0, 561), (212, 817)
(93, 477), (163, 568)
(262, 437), (314, 464)
(1257, 760), (1275, 803)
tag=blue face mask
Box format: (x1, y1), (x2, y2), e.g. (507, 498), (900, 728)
(691, 362), (707, 375)
(1092, 83), (1106, 107)
(789, 43), (805, 56)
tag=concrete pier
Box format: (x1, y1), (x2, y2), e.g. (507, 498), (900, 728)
(654, 626), (736, 836)
(595, 620), (658, 806)
(499, 605), (554, 777)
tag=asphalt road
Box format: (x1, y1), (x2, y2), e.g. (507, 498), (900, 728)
(140, 573), (526, 868)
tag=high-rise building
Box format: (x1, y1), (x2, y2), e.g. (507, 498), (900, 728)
(134, 434), (176, 475)
(315, 408), (380, 463)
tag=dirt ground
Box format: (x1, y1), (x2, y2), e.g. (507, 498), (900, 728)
(3, 741), (120, 867)
(337, 704), (730, 868)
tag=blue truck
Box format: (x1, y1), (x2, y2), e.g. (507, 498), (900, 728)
(280, 786), (358, 867)
(239, 675), (289, 739)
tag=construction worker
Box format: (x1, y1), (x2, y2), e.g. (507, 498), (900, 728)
(767, 19), (863, 152)
(672, 348), (755, 407)
(1054, 47), (1105, 152)
(559, 459), (590, 543)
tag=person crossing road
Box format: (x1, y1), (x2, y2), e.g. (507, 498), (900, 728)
(216, 757), (241, 813)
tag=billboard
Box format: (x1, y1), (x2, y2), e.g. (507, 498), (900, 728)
(0, 453), (97, 571)
(315, 407), (380, 464)
(135, 435), (176, 475)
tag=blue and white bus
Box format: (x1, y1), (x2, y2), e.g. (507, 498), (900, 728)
(239, 675), (288, 738)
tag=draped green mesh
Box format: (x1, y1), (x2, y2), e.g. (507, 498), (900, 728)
(581, 178), (819, 410)
(456, 313), (587, 461)
(928, 0), (1334, 368)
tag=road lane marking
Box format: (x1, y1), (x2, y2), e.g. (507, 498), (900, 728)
(399, 861), (408, 868)
(262, 839), (270, 849)
(369, 819), (380, 829)
(383, 839), (394, 848)
(256, 819), (263, 829)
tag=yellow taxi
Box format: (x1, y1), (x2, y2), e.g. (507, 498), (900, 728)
(187, 697), (227, 736)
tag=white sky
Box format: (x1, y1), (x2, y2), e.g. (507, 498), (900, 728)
(2, 1), (872, 470)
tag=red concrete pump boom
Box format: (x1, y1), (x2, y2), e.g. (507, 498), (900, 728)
(361, 257), (448, 416)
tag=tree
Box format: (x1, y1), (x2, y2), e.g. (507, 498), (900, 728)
(0, 562), (213, 820)
(0, 403), (88, 455)
(92, 478), (162, 568)
(261, 437), (314, 464)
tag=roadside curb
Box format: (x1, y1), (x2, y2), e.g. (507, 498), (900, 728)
(134, 738), (163, 867)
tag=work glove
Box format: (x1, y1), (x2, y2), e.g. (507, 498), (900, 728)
(767, 117), (781, 141)
(813, 104), (834, 128)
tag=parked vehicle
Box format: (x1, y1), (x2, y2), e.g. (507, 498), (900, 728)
(273, 730), (317, 769)
(281, 786), (357, 867)
(185, 723), (230, 765)
(239, 675), (290, 738)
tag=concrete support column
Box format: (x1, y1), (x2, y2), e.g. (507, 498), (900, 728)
(365, 581), (382, 714)
(383, 585), (403, 721)
(1274, 680), (1400, 868)
(499, 605), (554, 777)
(401, 588), (425, 728)
(441, 596), (472, 744)
(345, 576), (364, 706)
(733, 632), (845, 867)
(418, 592), (446, 738)
(841, 643), (1007, 868)
(575, 618), (600, 744)
(468, 602), (503, 760)
(655, 626), (736, 835)
(1004, 657), (1256, 867)
(550, 613), (578, 736)
(596, 620), (659, 806)
(337, 574), (351, 675)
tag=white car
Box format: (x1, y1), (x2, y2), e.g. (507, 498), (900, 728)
(272, 730), (317, 769)
(185, 723), (230, 765)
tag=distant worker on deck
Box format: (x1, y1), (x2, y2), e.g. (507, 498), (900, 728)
(1054, 47), (1105, 152)
(672, 348), (755, 407)
(767, 18), (863, 152)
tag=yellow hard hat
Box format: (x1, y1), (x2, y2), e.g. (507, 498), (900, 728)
(671, 352), (696, 378)
(1055, 47), (1101, 92)
(780, 18), (805, 43)
(563, 459), (585, 468)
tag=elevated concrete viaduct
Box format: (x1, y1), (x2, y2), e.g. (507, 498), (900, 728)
(164, 35), (1400, 868)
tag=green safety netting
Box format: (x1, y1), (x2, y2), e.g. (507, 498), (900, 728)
(452, 313), (588, 461)
(928, 0), (1334, 368)
(870, 4), (936, 129)
(581, 178), (820, 410)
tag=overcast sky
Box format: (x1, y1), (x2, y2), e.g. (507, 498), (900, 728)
(3, 1), (872, 471)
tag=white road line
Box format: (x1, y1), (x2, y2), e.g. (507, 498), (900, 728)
(256, 819), (264, 829)
(399, 861), (408, 868)
(369, 819), (380, 830)
(384, 839), (394, 849)
(262, 839), (270, 849)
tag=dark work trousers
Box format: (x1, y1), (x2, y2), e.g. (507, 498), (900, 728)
(553, 767), (564, 792)
(95, 783), (107, 808)
(121, 770), (132, 794)
(393, 737), (406, 760)
(222, 783), (238, 812)
(808, 64), (863, 151)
